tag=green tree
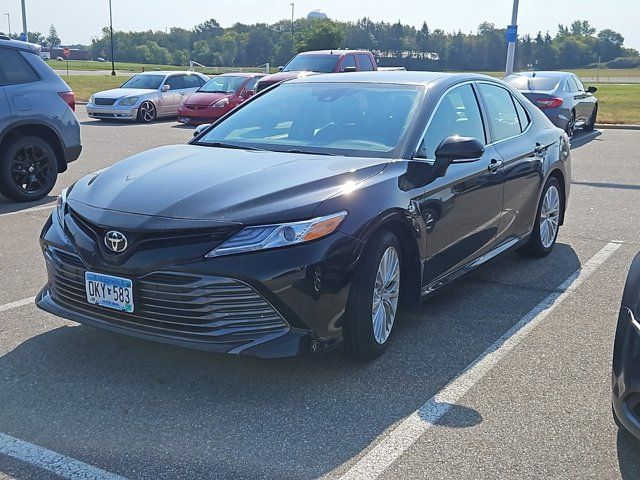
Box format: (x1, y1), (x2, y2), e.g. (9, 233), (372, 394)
(297, 20), (344, 52)
(598, 29), (624, 61)
(46, 25), (61, 47)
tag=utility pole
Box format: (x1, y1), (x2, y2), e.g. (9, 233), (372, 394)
(109, 0), (116, 76)
(20, 0), (27, 40)
(4, 13), (10, 37)
(290, 3), (295, 53)
(505, 0), (519, 77)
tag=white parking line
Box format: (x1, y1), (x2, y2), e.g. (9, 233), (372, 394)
(0, 297), (36, 313)
(338, 241), (623, 480)
(0, 433), (125, 480)
(0, 205), (54, 218)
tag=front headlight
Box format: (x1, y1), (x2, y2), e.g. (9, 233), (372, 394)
(211, 97), (229, 108)
(56, 187), (68, 227)
(120, 96), (139, 106)
(206, 211), (347, 258)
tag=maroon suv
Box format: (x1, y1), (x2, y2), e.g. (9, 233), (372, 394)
(255, 50), (378, 92)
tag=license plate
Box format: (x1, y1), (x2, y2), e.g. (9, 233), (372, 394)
(85, 272), (134, 313)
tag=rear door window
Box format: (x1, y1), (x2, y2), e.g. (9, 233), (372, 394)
(183, 75), (202, 89)
(245, 77), (260, 91)
(340, 55), (356, 72)
(0, 49), (40, 86)
(477, 83), (521, 142)
(356, 54), (375, 71)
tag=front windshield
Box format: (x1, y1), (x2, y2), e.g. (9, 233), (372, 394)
(283, 55), (340, 73)
(120, 74), (165, 90)
(197, 83), (423, 158)
(199, 76), (246, 94)
(506, 75), (560, 92)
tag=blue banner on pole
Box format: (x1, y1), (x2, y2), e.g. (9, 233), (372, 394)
(18, 32), (27, 41)
(506, 25), (518, 43)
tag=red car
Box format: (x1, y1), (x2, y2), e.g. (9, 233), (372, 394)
(178, 73), (264, 125)
(255, 50), (379, 92)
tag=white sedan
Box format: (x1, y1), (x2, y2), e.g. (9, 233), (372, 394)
(86, 71), (209, 123)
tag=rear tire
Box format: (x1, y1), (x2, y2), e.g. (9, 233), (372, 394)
(0, 135), (58, 202)
(343, 231), (402, 359)
(584, 104), (598, 131)
(518, 177), (562, 257)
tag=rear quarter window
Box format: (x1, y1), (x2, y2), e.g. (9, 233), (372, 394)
(0, 49), (40, 86)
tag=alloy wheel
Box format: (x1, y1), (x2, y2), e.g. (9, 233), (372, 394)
(372, 246), (400, 345)
(539, 185), (560, 249)
(138, 101), (156, 122)
(10, 145), (55, 196)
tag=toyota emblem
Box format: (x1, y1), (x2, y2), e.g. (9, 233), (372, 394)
(104, 231), (128, 253)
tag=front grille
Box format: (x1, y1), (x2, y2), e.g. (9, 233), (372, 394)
(45, 248), (289, 346)
(185, 105), (208, 111)
(94, 98), (117, 106)
(68, 208), (239, 255)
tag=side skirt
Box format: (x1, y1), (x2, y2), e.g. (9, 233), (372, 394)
(420, 234), (531, 298)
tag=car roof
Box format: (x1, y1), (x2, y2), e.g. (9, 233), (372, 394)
(289, 71), (499, 87)
(134, 71), (205, 76)
(0, 38), (41, 53)
(296, 49), (371, 56)
(513, 71), (571, 78)
(213, 72), (265, 78)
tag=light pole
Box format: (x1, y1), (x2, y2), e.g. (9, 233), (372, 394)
(20, 0), (27, 40)
(505, 0), (519, 77)
(109, 0), (116, 76)
(290, 3), (295, 53)
(3, 13), (10, 37)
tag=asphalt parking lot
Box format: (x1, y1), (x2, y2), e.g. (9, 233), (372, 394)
(1, 111), (640, 479)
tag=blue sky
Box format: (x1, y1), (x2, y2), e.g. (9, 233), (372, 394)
(3, 0), (639, 50)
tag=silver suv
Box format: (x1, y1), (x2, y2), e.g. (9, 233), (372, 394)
(0, 36), (81, 202)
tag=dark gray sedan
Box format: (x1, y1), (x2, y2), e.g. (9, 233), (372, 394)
(506, 71), (598, 136)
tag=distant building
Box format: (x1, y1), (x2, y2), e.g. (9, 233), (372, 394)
(307, 10), (328, 20)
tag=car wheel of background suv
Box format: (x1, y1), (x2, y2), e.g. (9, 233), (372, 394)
(0, 135), (58, 202)
(518, 177), (562, 257)
(344, 230), (402, 358)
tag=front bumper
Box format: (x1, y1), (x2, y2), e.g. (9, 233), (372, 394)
(613, 306), (640, 439)
(177, 108), (224, 125)
(37, 211), (364, 358)
(86, 103), (138, 120)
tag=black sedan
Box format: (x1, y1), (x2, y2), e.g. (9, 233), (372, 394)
(613, 253), (640, 440)
(37, 72), (571, 359)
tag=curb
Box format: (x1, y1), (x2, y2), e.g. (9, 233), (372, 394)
(596, 123), (640, 131)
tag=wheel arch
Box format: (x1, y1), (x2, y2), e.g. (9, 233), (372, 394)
(0, 122), (66, 173)
(359, 213), (422, 311)
(547, 168), (567, 225)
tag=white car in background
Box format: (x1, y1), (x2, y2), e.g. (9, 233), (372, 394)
(86, 71), (209, 123)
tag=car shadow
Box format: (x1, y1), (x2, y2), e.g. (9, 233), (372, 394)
(570, 129), (602, 149)
(0, 243), (581, 479)
(617, 429), (640, 479)
(0, 195), (56, 215)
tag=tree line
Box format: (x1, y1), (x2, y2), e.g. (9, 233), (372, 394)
(12, 18), (640, 71)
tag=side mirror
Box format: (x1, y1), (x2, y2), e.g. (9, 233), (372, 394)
(277, 66), (284, 72)
(587, 86), (597, 94)
(243, 89), (255, 99)
(162, 84), (170, 92)
(434, 136), (484, 169)
(193, 124), (212, 137)
(343, 66), (357, 73)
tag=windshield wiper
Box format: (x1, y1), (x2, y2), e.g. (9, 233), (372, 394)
(202, 141), (265, 152)
(287, 148), (336, 156)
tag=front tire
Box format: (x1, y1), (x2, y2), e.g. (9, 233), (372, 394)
(0, 135), (58, 202)
(518, 177), (562, 257)
(137, 101), (157, 123)
(344, 231), (401, 359)
(565, 111), (576, 137)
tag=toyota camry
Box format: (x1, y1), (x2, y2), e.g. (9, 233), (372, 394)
(37, 72), (571, 359)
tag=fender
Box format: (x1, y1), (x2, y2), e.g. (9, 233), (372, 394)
(0, 118), (68, 171)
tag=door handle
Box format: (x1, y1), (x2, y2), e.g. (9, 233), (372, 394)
(488, 159), (503, 174)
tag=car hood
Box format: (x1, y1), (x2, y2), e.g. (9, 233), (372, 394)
(184, 92), (230, 106)
(93, 88), (156, 99)
(68, 145), (389, 225)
